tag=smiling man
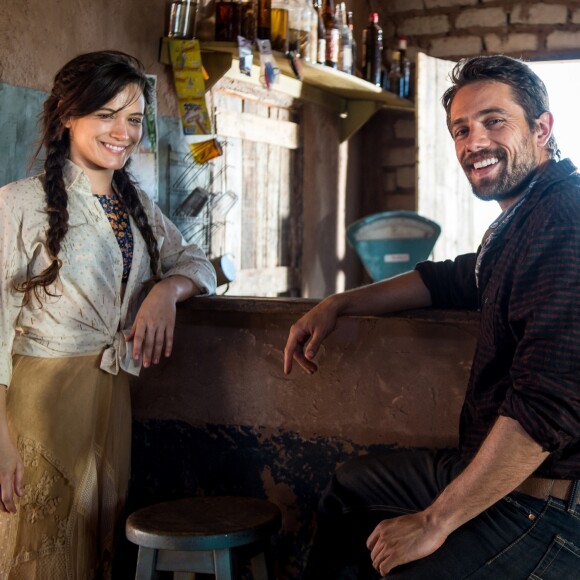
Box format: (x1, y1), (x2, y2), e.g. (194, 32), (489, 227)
(284, 55), (580, 579)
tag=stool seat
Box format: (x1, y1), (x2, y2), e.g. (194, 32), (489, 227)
(126, 496), (281, 580)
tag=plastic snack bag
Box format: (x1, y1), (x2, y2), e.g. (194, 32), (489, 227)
(256, 39), (280, 89)
(238, 36), (253, 77)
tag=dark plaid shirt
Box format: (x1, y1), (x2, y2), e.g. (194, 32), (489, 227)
(416, 158), (580, 479)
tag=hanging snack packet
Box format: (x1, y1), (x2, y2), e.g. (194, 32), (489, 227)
(238, 36), (253, 77)
(256, 39), (280, 89)
(168, 39), (223, 164)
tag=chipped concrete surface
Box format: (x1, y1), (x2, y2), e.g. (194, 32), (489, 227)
(128, 298), (479, 577)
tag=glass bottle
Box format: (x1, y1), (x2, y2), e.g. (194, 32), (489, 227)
(336, 2), (352, 74)
(347, 10), (357, 75)
(397, 36), (411, 98)
(288, 0), (309, 57)
(324, 0), (339, 68)
(257, 0), (272, 39)
(165, 0), (199, 39)
(302, 0), (318, 62)
(271, 0), (290, 51)
(313, 0), (326, 65)
(388, 49), (403, 96)
(215, 0), (236, 41)
(362, 12), (383, 86)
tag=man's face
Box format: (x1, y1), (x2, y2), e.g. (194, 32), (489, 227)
(449, 80), (550, 208)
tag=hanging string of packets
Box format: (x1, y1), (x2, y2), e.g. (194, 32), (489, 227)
(168, 39), (223, 164)
(237, 37), (281, 88)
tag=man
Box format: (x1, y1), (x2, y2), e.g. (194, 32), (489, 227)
(283, 55), (580, 579)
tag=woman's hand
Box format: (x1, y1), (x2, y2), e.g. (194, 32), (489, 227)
(126, 275), (200, 367)
(0, 391), (23, 513)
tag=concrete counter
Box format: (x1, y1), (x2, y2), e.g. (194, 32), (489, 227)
(127, 296), (480, 578)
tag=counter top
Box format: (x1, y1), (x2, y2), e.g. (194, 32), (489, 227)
(181, 295), (481, 323)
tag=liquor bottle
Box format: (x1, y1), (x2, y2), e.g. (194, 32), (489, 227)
(271, 0), (290, 51)
(397, 36), (411, 98)
(336, 2), (352, 74)
(313, 0), (326, 65)
(289, 0), (312, 59)
(346, 10), (357, 76)
(362, 12), (383, 86)
(324, 0), (339, 68)
(388, 49), (403, 96)
(257, 0), (272, 39)
(303, 0), (318, 62)
(215, 0), (235, 41)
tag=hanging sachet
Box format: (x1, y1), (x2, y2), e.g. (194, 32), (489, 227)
(168, 39), (223, 164)
(256, 39), (280, 89)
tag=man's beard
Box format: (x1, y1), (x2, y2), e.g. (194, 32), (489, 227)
(463, 147), (539, 203)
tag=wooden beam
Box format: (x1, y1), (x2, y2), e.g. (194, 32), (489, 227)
(215, 109), (299, 149)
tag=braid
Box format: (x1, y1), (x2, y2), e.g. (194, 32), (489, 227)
(16, 98), (69, 305)
(113, 168), (160, 278)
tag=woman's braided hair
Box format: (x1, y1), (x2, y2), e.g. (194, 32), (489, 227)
(18, 50), (160, 304)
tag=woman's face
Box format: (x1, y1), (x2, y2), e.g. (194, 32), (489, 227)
(66, 83), (146, 174)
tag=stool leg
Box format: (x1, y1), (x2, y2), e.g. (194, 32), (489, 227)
(135, 547), (160, 580)
(213, 548), (234, 580)
(250, 545), (276, 580)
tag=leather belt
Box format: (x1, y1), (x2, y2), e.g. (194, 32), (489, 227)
(515, 477), (576, 503)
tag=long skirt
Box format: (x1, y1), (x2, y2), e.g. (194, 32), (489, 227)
(0, 353), (131, 580)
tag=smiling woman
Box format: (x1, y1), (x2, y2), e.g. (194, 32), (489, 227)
(66, 85), (146, 193)
(0, 50), (216, 579)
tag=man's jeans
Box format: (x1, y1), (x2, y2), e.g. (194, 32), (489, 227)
(303, 449), (580, 579)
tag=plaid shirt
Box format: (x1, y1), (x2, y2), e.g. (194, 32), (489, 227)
(416, 158), (580, 479)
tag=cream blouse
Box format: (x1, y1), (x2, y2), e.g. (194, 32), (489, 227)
(0, 161), (216, 387)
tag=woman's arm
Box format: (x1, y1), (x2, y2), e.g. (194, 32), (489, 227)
(0, 388), (23, 514)
(126, 275), (200, 368)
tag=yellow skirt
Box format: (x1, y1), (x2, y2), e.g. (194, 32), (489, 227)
(0, 354), (131, 580)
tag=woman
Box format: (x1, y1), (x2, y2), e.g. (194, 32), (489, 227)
(0, 51), (216, 578)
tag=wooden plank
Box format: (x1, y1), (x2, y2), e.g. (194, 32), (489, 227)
(228, 267), (300, 297)
(241, 139), (258, 270)
(215, 109), (299, 149)
(265, 143), (282, 268)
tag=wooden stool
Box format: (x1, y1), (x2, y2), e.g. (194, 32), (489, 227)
(125, 496), (282, 580)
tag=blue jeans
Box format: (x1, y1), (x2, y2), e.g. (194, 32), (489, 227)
(303, 449), (580, 579)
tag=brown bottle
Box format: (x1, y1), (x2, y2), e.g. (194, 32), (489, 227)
(257, 0), (272, 39)
(362, 12), (383, 86)
(324, 0), (339, 68)
(313, 0), (326, 65)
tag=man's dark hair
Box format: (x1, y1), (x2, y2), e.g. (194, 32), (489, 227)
(441, 55), (559, 159)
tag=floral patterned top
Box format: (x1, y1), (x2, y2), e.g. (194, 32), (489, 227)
(95, 194), (133, 283)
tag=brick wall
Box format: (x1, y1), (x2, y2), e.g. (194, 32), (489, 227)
(360, 0), (580, 215)
(380, 0), (580, 60)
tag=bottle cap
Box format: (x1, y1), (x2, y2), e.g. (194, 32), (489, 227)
(370, 12), (379, 24)
(398, 36), (408, 50)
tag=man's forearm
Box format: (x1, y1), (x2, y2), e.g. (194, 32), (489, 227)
(327, 270), (433, 318)
(426, 416), (548, 535)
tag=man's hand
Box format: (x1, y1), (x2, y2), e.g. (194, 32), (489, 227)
(283, 299), (340, 375)
(0, 429), (23, 514)
(367, 511), (448, 576)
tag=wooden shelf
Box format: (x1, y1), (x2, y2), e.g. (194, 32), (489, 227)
(160, 39), (414, 142)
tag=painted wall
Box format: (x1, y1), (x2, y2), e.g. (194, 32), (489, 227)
(122, 297), (479, 578)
